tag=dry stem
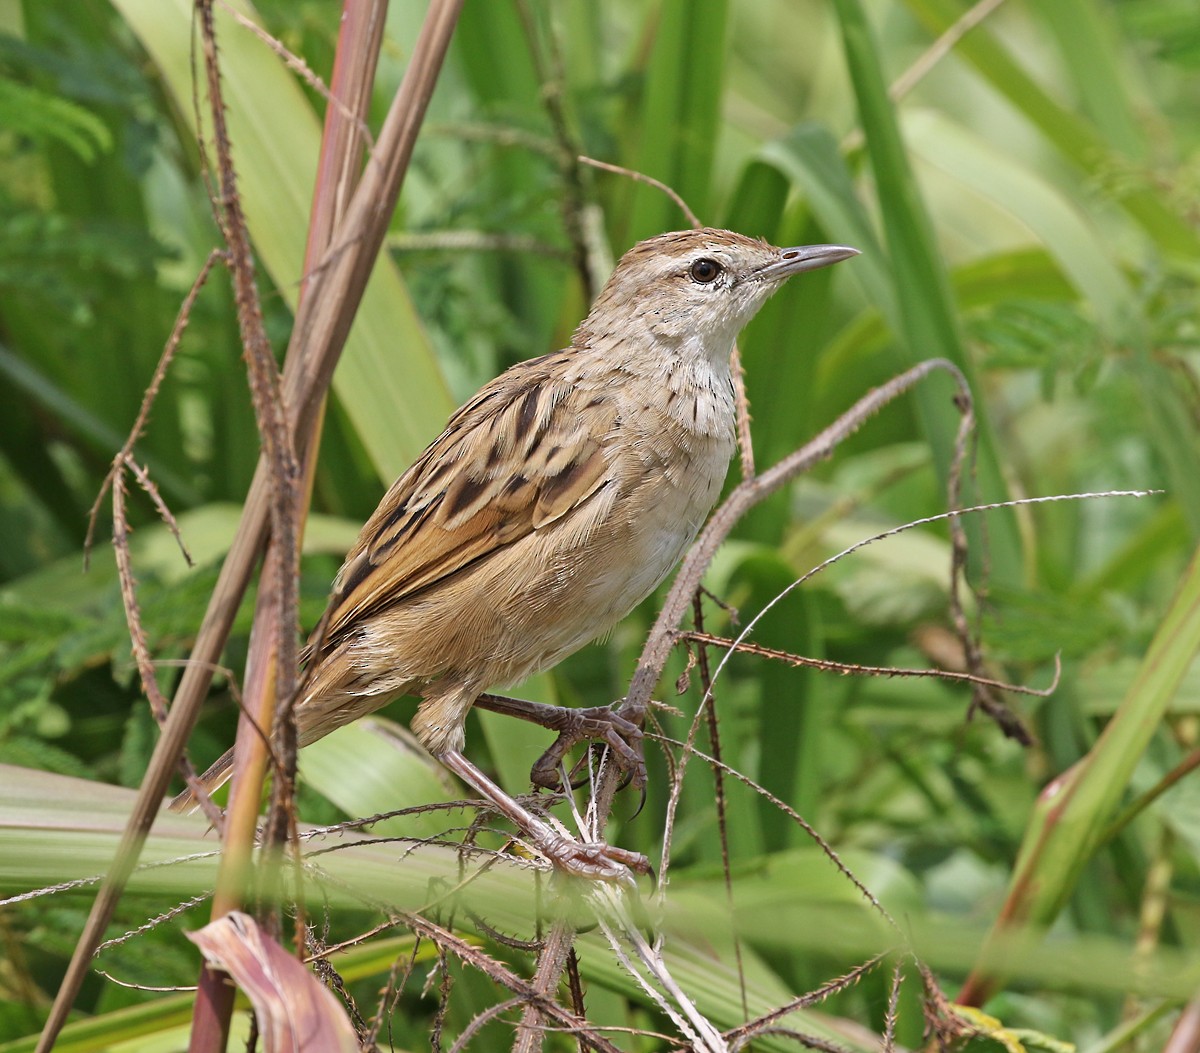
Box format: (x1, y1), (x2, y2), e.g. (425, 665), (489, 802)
(35, 4), (464, 1050)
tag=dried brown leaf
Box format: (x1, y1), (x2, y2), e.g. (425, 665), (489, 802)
(188, 912), (358, 1053)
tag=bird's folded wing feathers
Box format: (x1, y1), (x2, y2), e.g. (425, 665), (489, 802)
(319, 353), (615, 648)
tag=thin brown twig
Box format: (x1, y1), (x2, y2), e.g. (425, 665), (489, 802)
(109, 467), (217, 828)
(652, 730), (903, 938)
(566, 949), (587, 1053)
(689, 597), (749, 1022)
(467, 912), (543, 954)
(363, 932), (422, 1051)
(450, 997), (527, 1053)
(95, 893), (214, 955)
(124, 458), (193, 567)
(310, 947), (374, 1046)
(35, 7), (465, 1049)
(730, 344), (755, 479)
(883, 958), (904, 1053)
(431, 943), (452, 1053)
(920, 958), (977, 1047)
(84, 248), (226, 568)
(676, 630), (1061, 698)
(297, 799), (490, 839)
(941, 382), (1025, 741)
(841, 0), (1009, 153)
(1, 849), (223, 910)
(94, 971), (197, 993)
(151, 656), (243, 703)
(302, 917), (408, 965)
(514, 914), (581, 1053)
(111, 473), (168, 726)
(890, 0), (1009, 105)
(725, 953), (888, 1050)
(578, 156), (701, 228)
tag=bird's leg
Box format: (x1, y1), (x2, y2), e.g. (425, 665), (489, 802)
(474, 693), (646, 790)
(437, 749), (649, 881)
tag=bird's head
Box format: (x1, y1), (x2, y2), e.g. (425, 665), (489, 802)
(574, 228), (859, 362)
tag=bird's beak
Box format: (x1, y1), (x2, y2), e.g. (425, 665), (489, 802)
(760, 243), (860, 281)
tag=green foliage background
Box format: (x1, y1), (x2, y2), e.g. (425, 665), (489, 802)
(1, 0), (1199, 1050)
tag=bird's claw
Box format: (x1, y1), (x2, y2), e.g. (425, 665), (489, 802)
(529, 702), (646, 791)
(540, 833), (651, 882)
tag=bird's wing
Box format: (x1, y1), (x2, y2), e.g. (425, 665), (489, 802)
(318, 351), (615, 650)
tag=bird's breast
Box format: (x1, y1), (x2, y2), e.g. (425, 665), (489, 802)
(451, 368), (738, 684)
(518, 381), (735, 651)
(619, 388), (736, 570)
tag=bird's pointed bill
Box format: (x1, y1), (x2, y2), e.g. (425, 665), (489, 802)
(759, 244), (860, 281)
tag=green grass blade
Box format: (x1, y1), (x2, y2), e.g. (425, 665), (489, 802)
(622, 0), (730, 238)
(902, 0), (1200, 260)
(903, 109), (1135, 335)
(962, 543), (1200, 1003)
(831, 0), (1020, 580)
(1035, 0), (1147, 159)
(452, 2), (576, 358)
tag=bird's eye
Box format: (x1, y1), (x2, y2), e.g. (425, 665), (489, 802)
(689, 258), (722, 284)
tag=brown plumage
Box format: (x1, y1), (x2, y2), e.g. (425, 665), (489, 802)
(179, 229), (858, 878)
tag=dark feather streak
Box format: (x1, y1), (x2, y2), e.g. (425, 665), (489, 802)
(444, 475), (489, 520)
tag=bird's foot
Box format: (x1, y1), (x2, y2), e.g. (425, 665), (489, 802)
(538, 831), (651, 882)
(437, 748), (648, 882)
(529, 703), (645, 791)
(473, 694), (646, 792)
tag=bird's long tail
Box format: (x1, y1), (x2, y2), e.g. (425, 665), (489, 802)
(168, 747), (235, 812)
(168, 640), (325, 813)
(167, 638), (401, 813)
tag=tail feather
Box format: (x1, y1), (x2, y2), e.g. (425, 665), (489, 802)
(168, 638), (407, 814)
(169, 747), (235, 812)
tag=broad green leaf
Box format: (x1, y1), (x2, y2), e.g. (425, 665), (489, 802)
(904, 109), (1134, 336)
(299, 718), (455, 842)
(901, 0), (1200, 260)
(1034, 0), (1147, 159)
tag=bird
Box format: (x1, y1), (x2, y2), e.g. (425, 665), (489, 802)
(176, 228), (859, 880)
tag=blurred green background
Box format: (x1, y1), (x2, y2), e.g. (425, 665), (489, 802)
(1, 0), (1198, 1050)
